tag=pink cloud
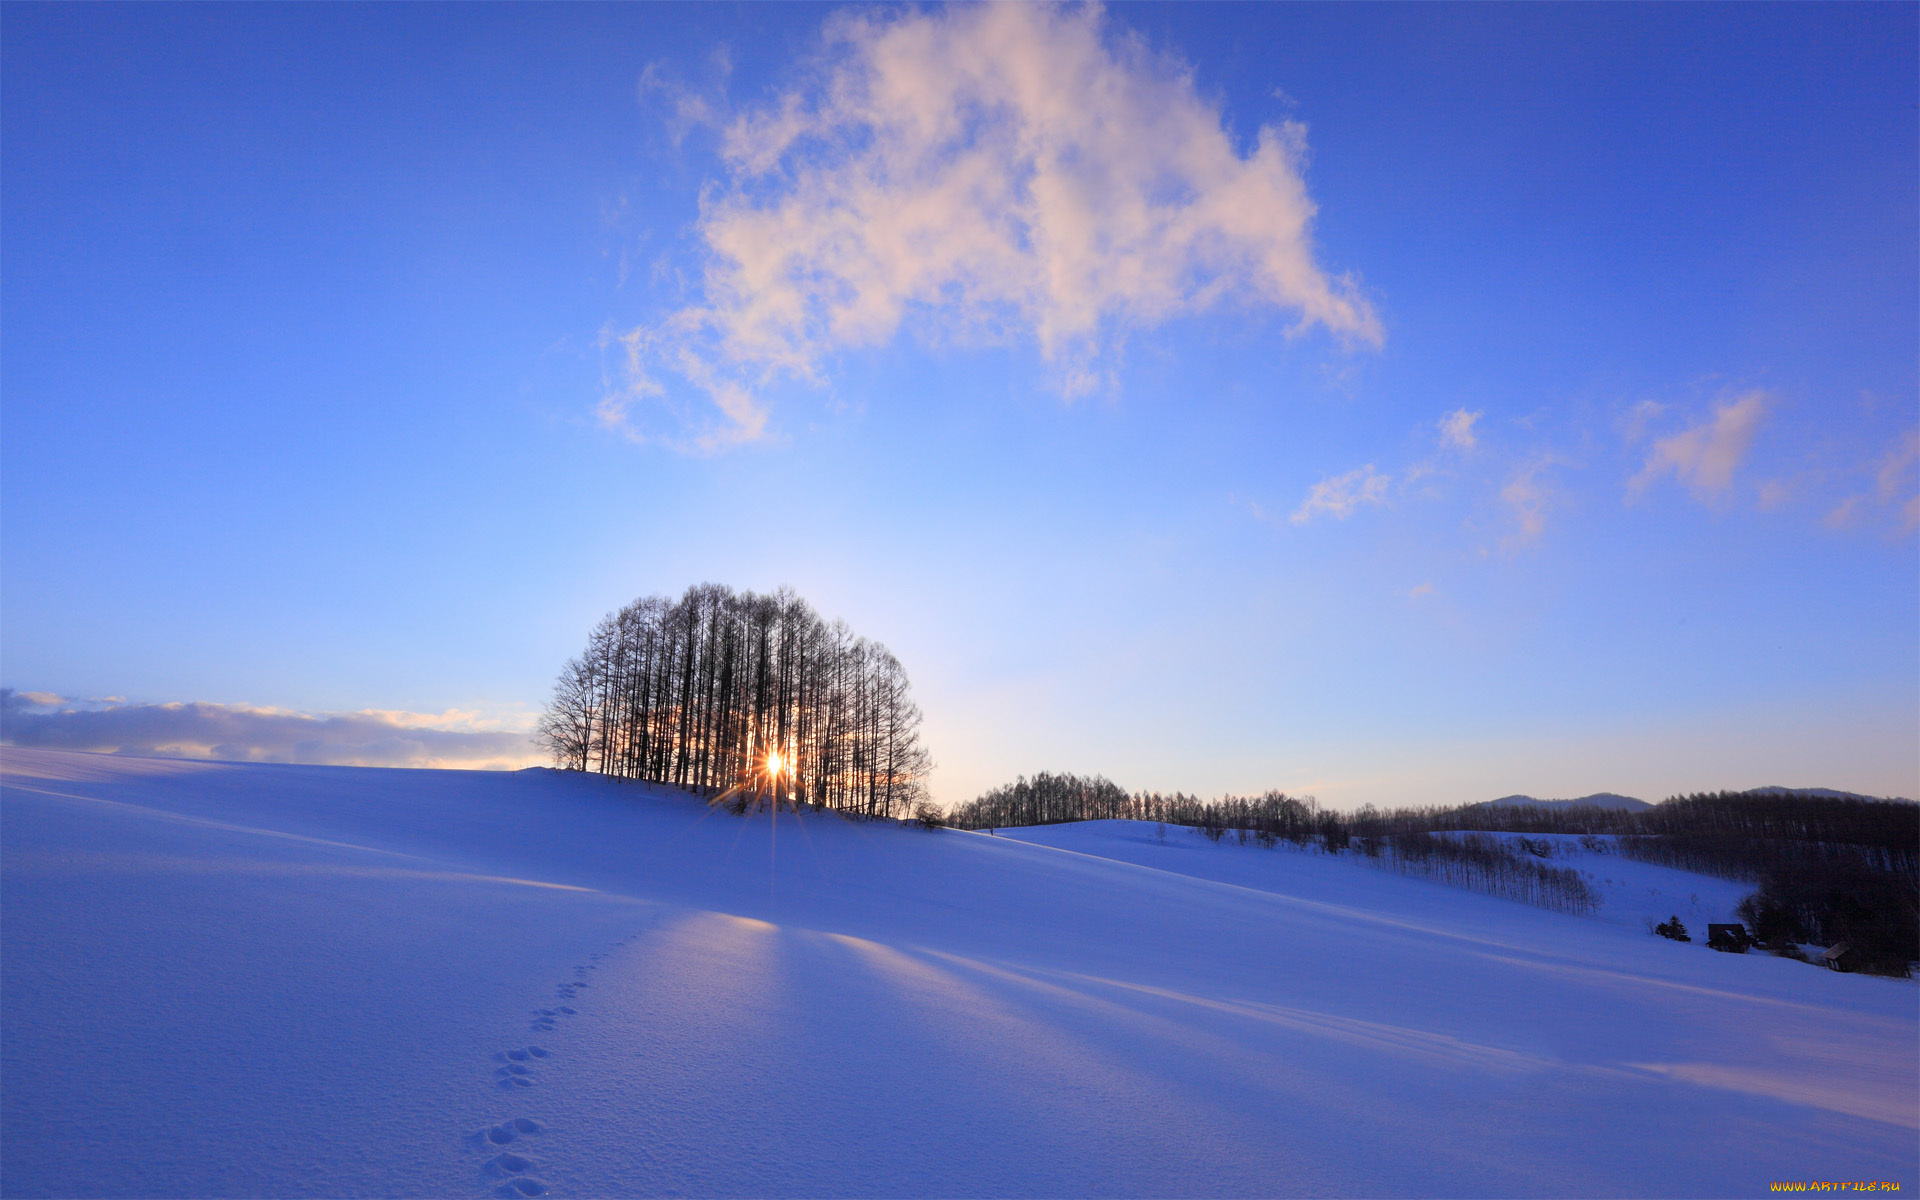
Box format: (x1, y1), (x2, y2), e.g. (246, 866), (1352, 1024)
(613, 3), (1381, 447)
(1630, 390), (1769, 503)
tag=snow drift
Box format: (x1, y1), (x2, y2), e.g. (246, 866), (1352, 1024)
(2, 748), (1913, 1197)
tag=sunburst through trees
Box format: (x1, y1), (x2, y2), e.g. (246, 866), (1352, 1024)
(538, 584), (931, 818)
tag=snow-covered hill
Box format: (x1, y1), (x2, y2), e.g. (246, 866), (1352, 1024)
(3, 749), (1913, 1197)
(990, 823), (1754, 937)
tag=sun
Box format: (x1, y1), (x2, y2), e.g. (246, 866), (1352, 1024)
(767, 750), (782, 778)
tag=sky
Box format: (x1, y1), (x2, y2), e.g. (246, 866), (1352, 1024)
(3, 2), (1915, 809)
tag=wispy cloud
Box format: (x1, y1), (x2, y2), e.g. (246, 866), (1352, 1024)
(1404, 407), (1483, 489)
(1877, 428), (1920, 533)
(1754, 479), (1795, 511)
(1437, 408), (1480, 453)
(1620, 399), (1664, 444)
(1875, 429), (1918, 502)
(0, 690), (540, 770)
(612, 2), (1382, 448)
(1290, 465), (1390, 525)
(1823, 495), (1865, 530)
(1500, 455), (1565, 550)
(1629, 390), (1769, 503)
(1824, 427), (1920, 534)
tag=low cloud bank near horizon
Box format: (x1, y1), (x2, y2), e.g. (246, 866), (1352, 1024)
(0, 690), (543, 770)
(610, 1), (1381, 449)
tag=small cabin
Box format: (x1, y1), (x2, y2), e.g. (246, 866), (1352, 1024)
(1706, 924), (1751, 953)
(1822, 942), (1861, 973)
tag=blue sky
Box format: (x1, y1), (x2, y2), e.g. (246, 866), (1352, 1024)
(4, 2), (1915, 807)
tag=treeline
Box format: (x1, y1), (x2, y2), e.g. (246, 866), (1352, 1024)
(949, 774), (1344, 845)
(951, 772), (1140, 827)
(1372, 833), (1598, 916)
(1330, 790), (1917, 865)
(947, 773), (1593, 915)
(951, 776), (1916, 857)
(1609, 793), (1917, 975)
(1735, 865), (1916, 975)
(952, 773), (1913, 965)
(1596, 794), (1914, 974)
(1626, 791), (1913, 860)
(538, 584), (930, 819)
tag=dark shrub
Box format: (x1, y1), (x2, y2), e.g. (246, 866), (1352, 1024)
(1653, 916), (1691, 942)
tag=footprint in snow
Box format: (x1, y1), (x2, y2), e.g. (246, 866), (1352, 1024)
(471, 937), (645, 1194)
(485, 1148), (550, 1197)
(485, 1151), (537, 1177)
(474, 1118), (543, 1147)
(494, 1064), (534, 1089)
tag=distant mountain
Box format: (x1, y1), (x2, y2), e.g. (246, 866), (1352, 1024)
(1479, 793), (1651, 811)
(1740, 786), (1915, 804)
(1477, 787), (1914, 810)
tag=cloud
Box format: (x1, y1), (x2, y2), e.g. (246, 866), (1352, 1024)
(1629, 390), (1769, 502)
(613, 2), (1382, 447)
(1290, 465), (1390, 525)
(1403, 407), (1482, 491)
(0, 690), (541, 771)
(1755, 479), (1794, 511)
(1875, 429), (1919, 532)
(1875, 429), (1918, 502)
(1500, 456), (1564, 549)
(1408, 582), (1435, 600)
(1823, 495), (1865, 530)
(1437, 409), (1480, 452)
(1821, 428), (1920, 535)
(1620, 399), (1664, 444)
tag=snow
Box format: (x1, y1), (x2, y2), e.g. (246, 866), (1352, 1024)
(4, 749), (1914, 1198)
(993, 823), (1757, 937)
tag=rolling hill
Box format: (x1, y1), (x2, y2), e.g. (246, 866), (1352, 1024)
(2, 748), (1913, 1197)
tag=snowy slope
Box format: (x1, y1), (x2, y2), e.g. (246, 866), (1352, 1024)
(990, 823), (1755, 935)
(4, 749), (1914, 1198)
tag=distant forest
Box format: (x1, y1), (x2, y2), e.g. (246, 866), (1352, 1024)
(951, 774), (1918, 972)
(949, 774), (1600, 915)
(538, 584), (930, 819)
(950, 778), (1917, 869)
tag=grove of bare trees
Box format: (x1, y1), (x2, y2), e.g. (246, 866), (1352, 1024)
(538, 584), (930, 819)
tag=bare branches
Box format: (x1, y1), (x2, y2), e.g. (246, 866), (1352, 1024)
(537, 584), (931, 819)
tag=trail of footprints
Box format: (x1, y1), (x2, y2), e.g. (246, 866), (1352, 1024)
(467, 945), (629, 1198)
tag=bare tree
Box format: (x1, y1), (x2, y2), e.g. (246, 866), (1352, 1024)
(538, 584), (934, 819)
(535, 655), (596, 772)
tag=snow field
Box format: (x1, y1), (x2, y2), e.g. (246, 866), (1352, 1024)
(3, 749), (1914, 1198)
(1002, 822), (1757, 934)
